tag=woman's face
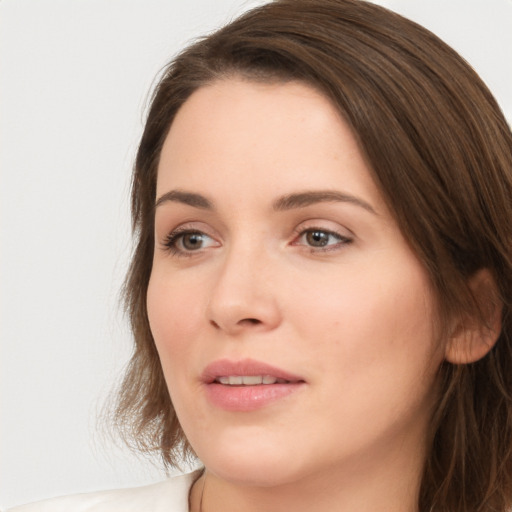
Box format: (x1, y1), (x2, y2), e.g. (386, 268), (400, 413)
(147, 79), (444, 487)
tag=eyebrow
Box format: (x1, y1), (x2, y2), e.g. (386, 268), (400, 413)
(155, 190), (213, 210)
(154, 189), (377, 215)
(272, 190), (377, 215)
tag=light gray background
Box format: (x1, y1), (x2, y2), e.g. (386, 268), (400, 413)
(1, 0), (511, 508)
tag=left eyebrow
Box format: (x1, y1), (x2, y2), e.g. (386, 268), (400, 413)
(272, 190), (378, 215)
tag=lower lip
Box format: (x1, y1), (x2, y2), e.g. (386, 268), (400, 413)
(204, 382), (304, 412)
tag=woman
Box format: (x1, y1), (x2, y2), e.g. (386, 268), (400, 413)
(9, 0), (512, 511)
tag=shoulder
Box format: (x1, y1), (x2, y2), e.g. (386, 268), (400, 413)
(6, 470), (202, 512)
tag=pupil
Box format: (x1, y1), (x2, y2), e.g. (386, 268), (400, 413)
(307, 231), (328, 247)
(183, 233), (203, 250)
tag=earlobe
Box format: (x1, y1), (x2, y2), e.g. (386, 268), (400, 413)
(444, 268), (503, 364)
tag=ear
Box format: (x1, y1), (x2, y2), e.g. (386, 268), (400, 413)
(444, 268), (503, 364)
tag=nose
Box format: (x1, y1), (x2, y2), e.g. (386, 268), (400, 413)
(206, 245), (282, 335)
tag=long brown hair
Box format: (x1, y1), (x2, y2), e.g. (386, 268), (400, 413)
(114, 1), (512, 510)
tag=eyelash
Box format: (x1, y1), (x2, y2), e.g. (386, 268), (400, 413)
(161, 226), (353, 257)
(291, 227), (353, 252)
(162, 227), (215, 257)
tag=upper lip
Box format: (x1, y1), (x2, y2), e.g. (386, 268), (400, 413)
(201, 358), (304, 384)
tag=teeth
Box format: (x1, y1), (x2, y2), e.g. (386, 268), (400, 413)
(216, 375), (283, 385)
(242, 375), (263, 385)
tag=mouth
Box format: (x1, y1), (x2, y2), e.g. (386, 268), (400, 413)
(202, 358), (304, 385)
(202, 359), (305, 411)
(214, 375), (295, 386)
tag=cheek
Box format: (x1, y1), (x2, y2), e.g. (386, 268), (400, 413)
(293, 262), (441, 444)
(146, 271), (205, 371)
(290, 258), (439, 380)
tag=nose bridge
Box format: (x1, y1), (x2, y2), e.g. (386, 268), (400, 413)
(207, 233), (280, 333)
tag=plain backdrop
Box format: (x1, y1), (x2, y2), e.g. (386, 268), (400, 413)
(1, 0), (511, 508)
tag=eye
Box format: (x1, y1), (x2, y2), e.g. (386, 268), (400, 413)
(163, 228), (219, 256)
(293, 228), (352, 251)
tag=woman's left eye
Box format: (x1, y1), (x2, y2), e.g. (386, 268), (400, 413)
(293, 228), (352, 251)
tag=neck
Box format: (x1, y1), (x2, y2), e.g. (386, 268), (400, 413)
(190, 445), (424, 512)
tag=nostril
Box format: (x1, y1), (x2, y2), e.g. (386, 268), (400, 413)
(209, 318), (261, 330)
(240, 318), (261, 326)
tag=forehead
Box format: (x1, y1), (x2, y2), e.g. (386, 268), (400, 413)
(156, 78), (383, 212)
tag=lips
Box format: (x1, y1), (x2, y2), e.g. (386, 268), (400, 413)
(201, 358), (304, 384)
(201, 358), (305, 411)
(215, 375), (290, 385)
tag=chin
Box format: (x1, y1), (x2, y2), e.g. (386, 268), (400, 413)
(208, 457), (303, 488)
(193, 428), (309, 487)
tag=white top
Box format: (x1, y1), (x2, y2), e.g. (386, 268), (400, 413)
(6, 470), (201, 512)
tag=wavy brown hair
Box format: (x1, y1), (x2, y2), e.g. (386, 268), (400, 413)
(114, 1), (512, 510)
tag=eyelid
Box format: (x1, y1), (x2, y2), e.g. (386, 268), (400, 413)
(159, 222), (221, 257)
(290, 220), (354, 252)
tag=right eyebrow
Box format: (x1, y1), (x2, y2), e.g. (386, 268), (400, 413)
(154, 190), (213, 210)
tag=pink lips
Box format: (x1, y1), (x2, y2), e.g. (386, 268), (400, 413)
(201, 358), (305, 412)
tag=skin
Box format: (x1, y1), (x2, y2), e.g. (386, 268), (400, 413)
(147, 79), (446, 512)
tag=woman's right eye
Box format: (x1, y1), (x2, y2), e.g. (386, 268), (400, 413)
(162, 229), (219, 256)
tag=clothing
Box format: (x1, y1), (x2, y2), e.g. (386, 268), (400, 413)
(6, 470), (201, 512)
